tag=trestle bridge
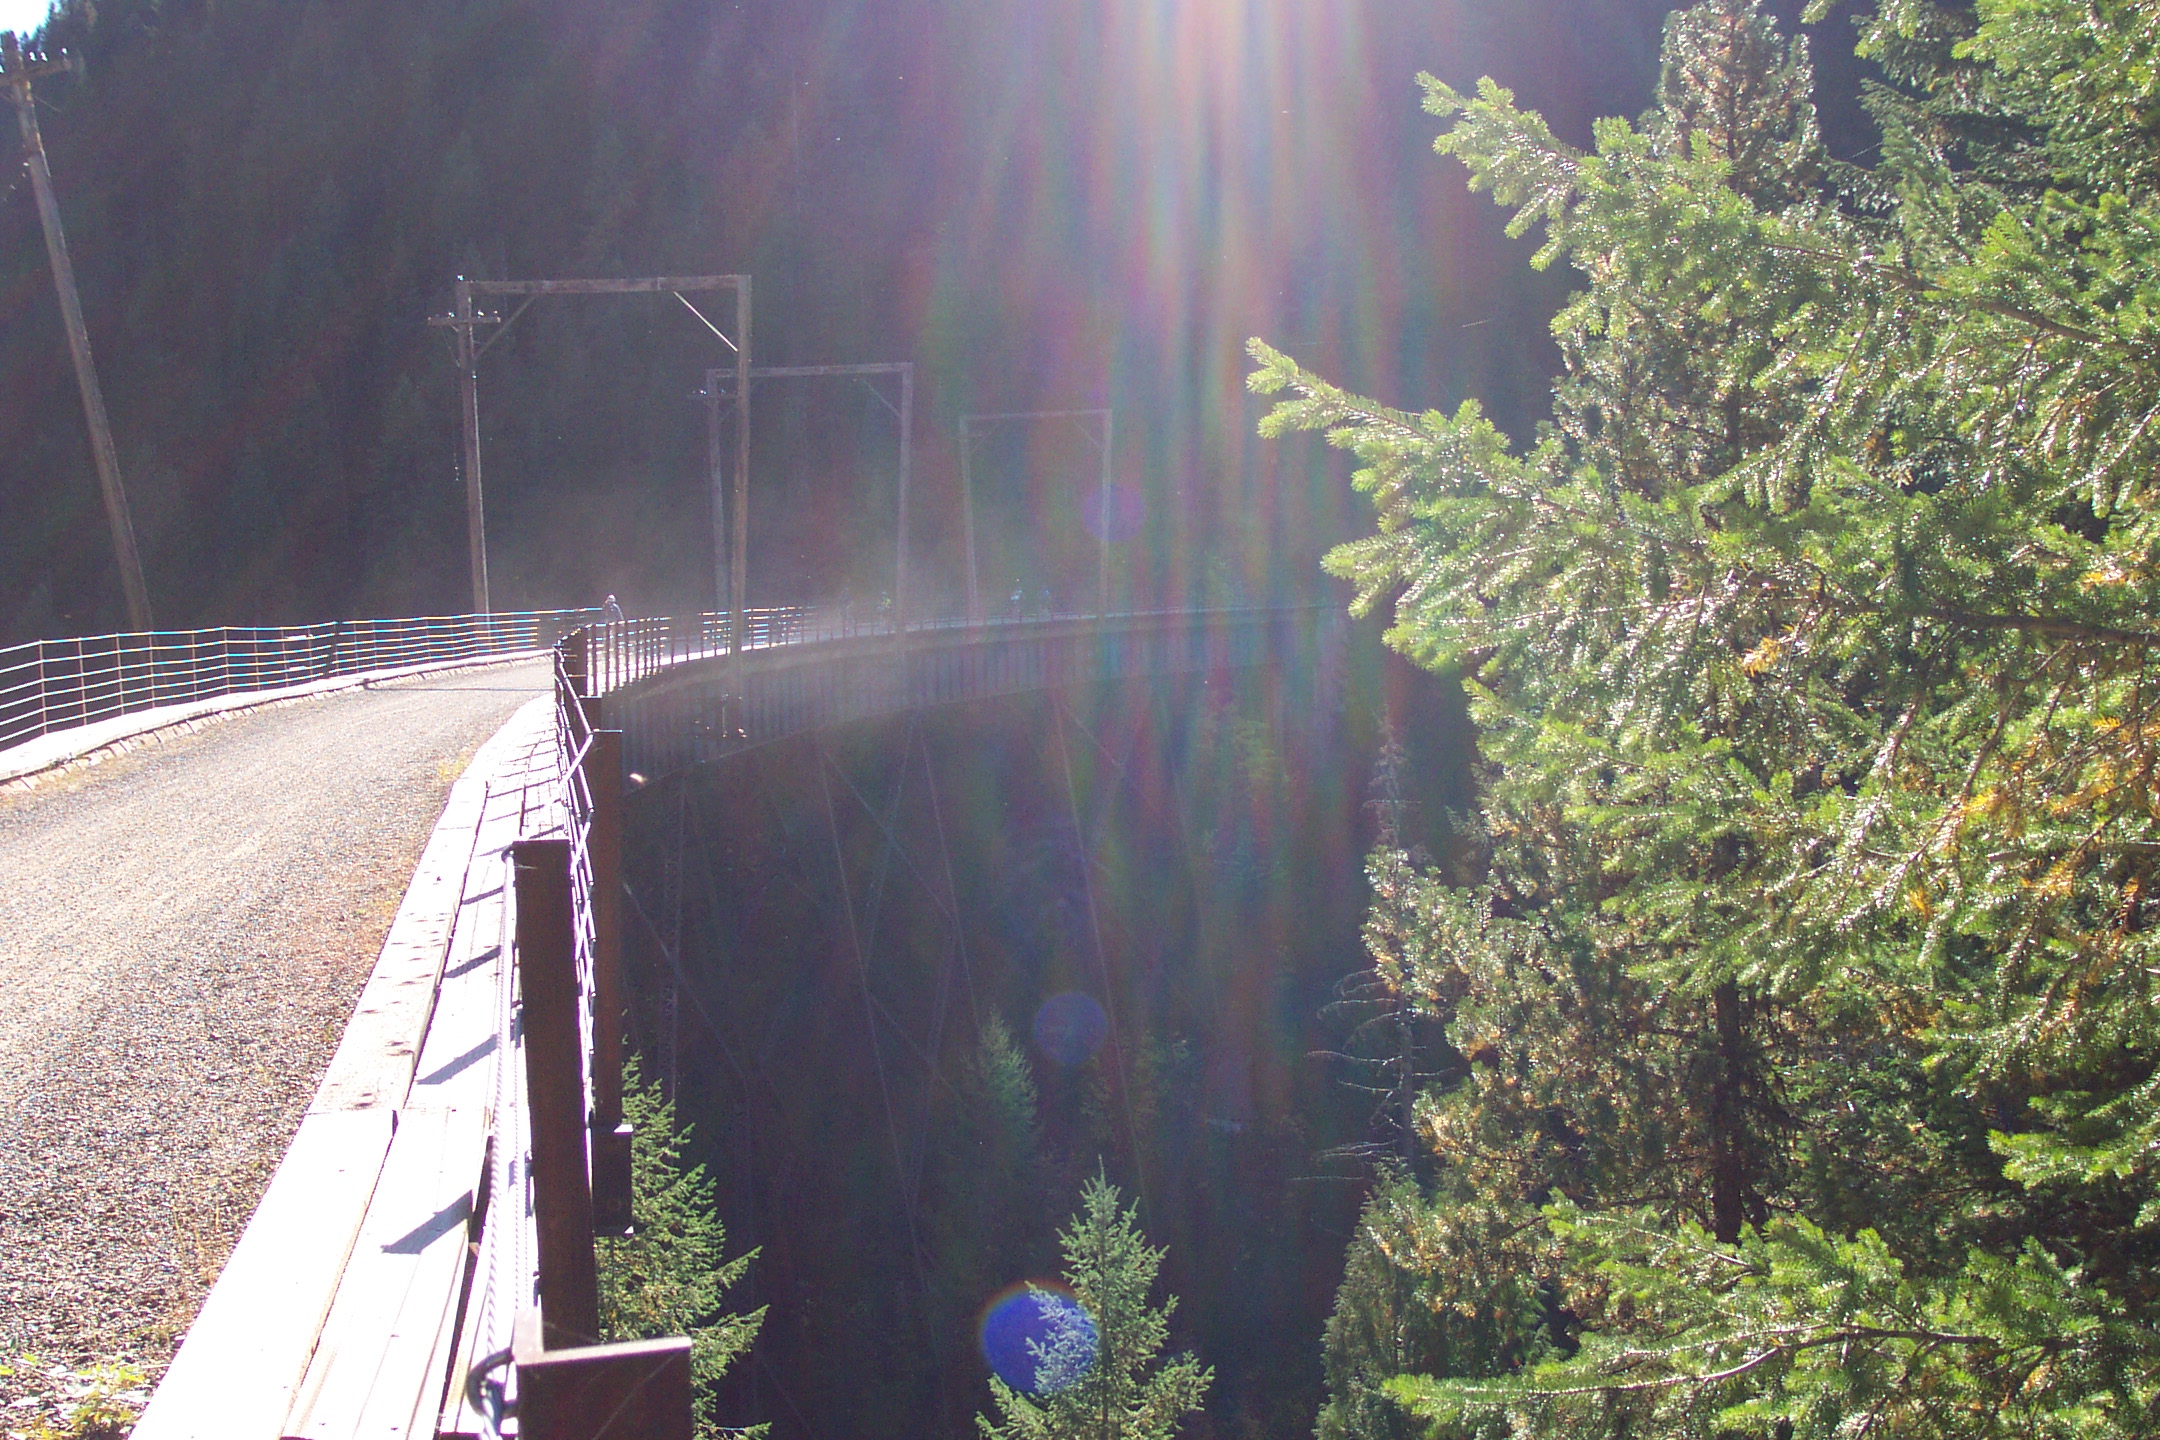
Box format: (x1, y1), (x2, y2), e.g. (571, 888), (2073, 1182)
(0, 603), (1329, 1440)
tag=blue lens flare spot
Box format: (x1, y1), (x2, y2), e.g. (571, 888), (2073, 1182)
(979, 1283), (1097, 1394)
(1033, 993), (1108, 1068)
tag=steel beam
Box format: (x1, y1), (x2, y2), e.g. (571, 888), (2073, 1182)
(467, 276), (742, 295)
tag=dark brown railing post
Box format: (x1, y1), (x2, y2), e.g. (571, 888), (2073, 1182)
(564, 627), (590, 703)
(565, 627), (607, 730)
(512, 837), (601, 1348)
(513, 1312), (692, 1440)
(586, 729), (634, 1233)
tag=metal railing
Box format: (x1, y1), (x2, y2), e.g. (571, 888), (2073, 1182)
(455, 623), (682, 1430)
(552, 642), (629, 1231)
(0, 599), (1117, 760)
(475, 604), (1310, 1431)
(573, 604), (915, 694)
(570, 601), (1152, 698)
(0, 609), (608, 755)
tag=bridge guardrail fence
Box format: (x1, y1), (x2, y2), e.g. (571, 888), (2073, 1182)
(490, 606), (1184, 1431)
(1, 598), (1217, 762)
(468, 604), (1324, 1434)
(552, 637), (635, 1233)
(0, 609), (608, 755)
(573, 603), (1000, 696)
(459, 621), (709, 1435)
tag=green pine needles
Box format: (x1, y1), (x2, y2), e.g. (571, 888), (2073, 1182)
(596, 1058), (765, 1440)
(1255, 0), (2160, 1435)
(979, 1177), (1211, 1440)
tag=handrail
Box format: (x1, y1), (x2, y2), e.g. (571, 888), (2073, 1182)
(0, 609), (606, 754)
(483, 603), (1309, 1431)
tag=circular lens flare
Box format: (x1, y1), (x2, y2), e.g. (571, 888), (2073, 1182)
(1033, 992), (1109, 1068)
(979, 1282), (1098, 1395)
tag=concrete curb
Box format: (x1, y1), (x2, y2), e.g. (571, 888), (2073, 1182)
(0, 650), (549, 793)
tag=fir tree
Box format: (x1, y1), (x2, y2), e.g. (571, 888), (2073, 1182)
(1255, 0), (2160, 1433)
(930, 1017), (1055, 1432)
(1315, 1173), (1490, 1440)
(979, 1176), (1211, 1440)
(597, 1058), (765, 1440)
(931, 1015), (1051, 1309)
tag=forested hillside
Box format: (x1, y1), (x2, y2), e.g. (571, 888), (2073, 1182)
(1255, 0), (2160, 1435)
(0, 0), (1703, 639)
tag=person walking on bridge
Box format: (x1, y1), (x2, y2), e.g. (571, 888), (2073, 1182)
(602, 593), (626, 626)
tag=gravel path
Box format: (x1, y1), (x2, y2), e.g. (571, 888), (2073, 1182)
(0, 661), (548, 1419)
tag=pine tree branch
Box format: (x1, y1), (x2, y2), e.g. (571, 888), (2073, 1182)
(1758, 241), (2118, 350)
(1527, 1323), (2040, 1398)
(1896, 603), (2160, 647)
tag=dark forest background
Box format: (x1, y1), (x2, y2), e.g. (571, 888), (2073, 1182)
(620, 632), (1474, 1440)
(1, 0), (1867, 640)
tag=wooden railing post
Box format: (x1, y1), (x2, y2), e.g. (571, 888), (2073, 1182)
(586, 729), (634, 1233)
(564, 627), (606, 730)
(513, 1312), (692, 1440)
(564, 628), (590, 703)
(512, 837), (601, 1349)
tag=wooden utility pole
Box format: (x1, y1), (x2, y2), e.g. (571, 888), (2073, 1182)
(959, 415), (979, 624)
(1097, 408), (1113, 619)
(731, 279), (750, 698)
(434, 275), (748, 623)
(706, 370), (727, 615)
(454, 280), (490, 613)
(425, 280), (502, 613)
(2, 32), (150, 631)
(896, 361), (913, 638)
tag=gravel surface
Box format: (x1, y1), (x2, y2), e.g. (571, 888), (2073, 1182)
(0, 660), (548, 1424)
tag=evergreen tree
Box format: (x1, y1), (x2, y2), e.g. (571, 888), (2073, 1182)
(597, 1059), (765, 1440)
(1255, 0), (2160, 1433)
(979, 1177), (1211, 1440)
(1314, 1173), (1480, 1440)
(1320, 730), (1458, 1175)
(930, 1014), (1052, 1305)
(930, 1017), (1055, 1432)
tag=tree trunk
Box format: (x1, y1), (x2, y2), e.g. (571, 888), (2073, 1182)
(1708, 979), (1747, 1244)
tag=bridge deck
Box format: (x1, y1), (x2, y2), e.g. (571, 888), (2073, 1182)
(0, 662), (549, 1428)
(133, 696), (562, 1440)
(88, 608), (1333, 1437)
(605, 608), (1315, 780)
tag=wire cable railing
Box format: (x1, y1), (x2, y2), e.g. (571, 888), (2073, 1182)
(0, 609), (607, 756)
(0, 598), (1131, 761)
(570, 600), (1163, 698)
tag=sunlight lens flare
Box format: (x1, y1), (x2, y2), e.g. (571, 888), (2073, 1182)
(1032, 992), (1109, 1067)
(979, 1282), (1097, 1395)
